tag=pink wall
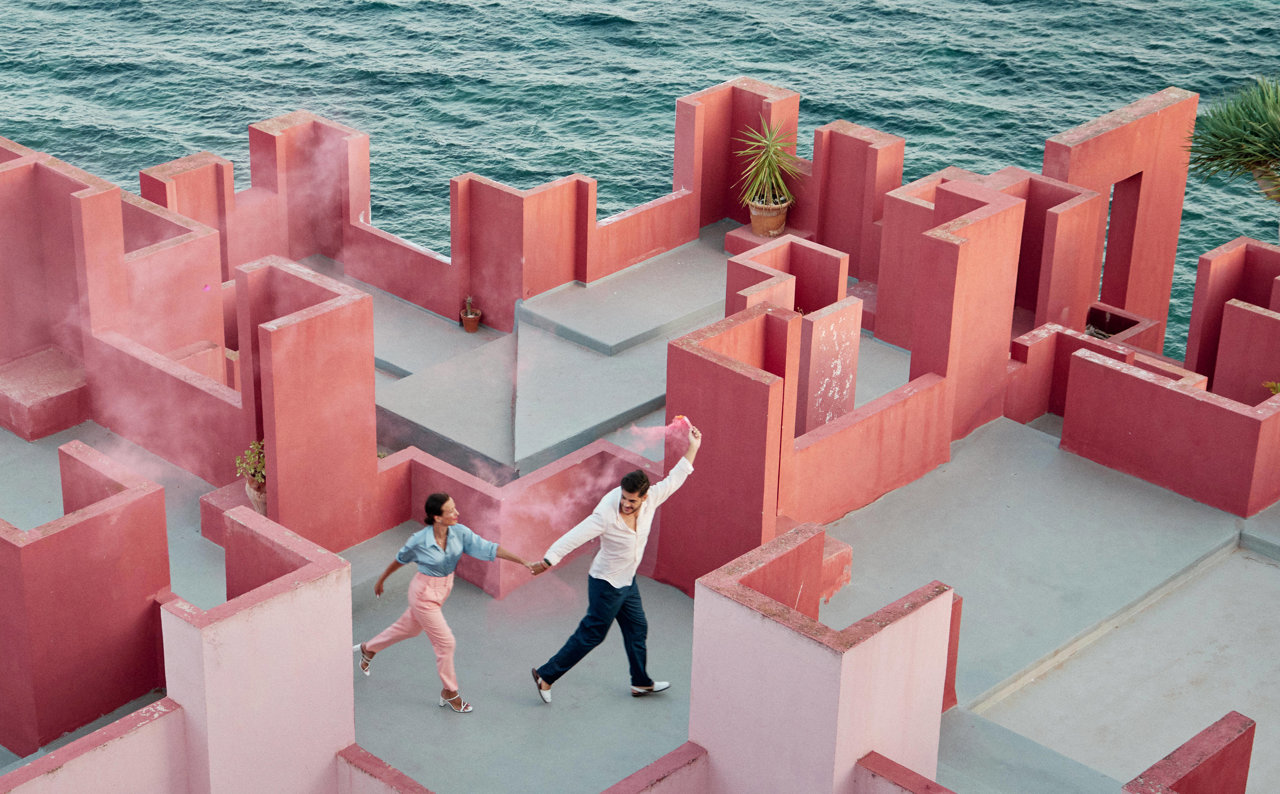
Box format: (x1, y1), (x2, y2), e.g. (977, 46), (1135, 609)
(1061, 349), (1280, 516)
(251, 261), (380, 551)
(657, 306), (796, 595)
(1043, 88), (1198, 352)
(780, 374), (951, 525)
(1185, 237), (1280, 382)
(1122, 711), (1255, 794)
(1211, 300), (1280, 405)
(337, 744), (437, 794)
(691, 525), (950, 794)
(854, 752), (956, 794)
(909, 180), (1025, 439)
(811, 121), (905, 281)
(161, 506), (354, 794)
(603, 741), (709, 794)
(0, 699), (188, 794)
(86, 330), (246, 485)
(0, 441), (168, 756)
(877, 168), (979, 348)
(0, 346), (89, 441)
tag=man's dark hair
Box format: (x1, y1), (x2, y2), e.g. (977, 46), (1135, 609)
(620, 469), (650, 497)
(424, 492), (451, 525)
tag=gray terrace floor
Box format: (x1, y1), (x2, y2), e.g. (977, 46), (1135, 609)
(2, 222), (1279, 792)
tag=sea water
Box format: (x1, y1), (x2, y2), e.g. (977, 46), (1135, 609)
(2, 0), (1277, 357)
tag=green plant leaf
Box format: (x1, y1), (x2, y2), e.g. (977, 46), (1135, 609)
(1188, 77), (1280, 204)
(734, 115), (804, 207)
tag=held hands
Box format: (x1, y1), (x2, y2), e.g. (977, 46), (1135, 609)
(528, 561), (550, 576)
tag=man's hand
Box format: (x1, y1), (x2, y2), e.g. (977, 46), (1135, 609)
(684, 422), (702, 463)
(529, 561), (550, 576)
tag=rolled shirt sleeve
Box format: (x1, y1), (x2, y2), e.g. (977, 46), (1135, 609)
(458, 525), (498, 562)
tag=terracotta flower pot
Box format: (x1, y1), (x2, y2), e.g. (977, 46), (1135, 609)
(245, 477), (267, 515)
(461, 310), (482, 333)
(748, 200), (790, 237)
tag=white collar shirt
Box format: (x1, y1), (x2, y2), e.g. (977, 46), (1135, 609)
(543, 458), (693, 588)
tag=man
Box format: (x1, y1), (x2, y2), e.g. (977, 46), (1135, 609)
(529, 420), (702, 703)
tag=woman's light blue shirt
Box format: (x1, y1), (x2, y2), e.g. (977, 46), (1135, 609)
(396, 523), (498, 576)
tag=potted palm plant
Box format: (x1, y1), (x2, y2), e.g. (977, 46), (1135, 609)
(236, 440), (267, 515)
(460, 295), (482, 333)
(1188, 77), (1280, 233)
(735, 115), (805, 237)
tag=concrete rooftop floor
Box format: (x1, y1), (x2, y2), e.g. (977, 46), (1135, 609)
(2, 224), (1278, 793)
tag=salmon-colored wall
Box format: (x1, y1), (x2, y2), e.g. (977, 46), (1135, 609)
(1042, 88), (1198, 351)
(1122, 711), (1255, 794)
(0, 699), (188, 794)
(256, 266), (379, 551)
(854, 752), (956, 794)
(811, 121), (905, 281)
(1061, 349), (1280, 516)
(603, 741), (709, 794)
(1185, 237), (1280, 382)
(657, 307), (796, 595)
(0, 441), (169, 757)
(691, 526), (950, 793)
(0, 161), (49, 363)
(161, 506), (353, 794)
(911, 181), (1025, 439)
(780, 374), (951, 526)
(877, 169), (978, 349)
(86, 330), (246, 485)
(797, 296), (862, 435)
(1211, 300), (1280, 405)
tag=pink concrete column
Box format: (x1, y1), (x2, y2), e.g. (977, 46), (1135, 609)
(909, 180), (1026, 439)
(656, 305), (799, 595)
(811, 121), (905, 282)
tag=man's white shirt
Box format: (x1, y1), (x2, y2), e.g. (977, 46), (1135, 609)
(543, 458), (694, 588)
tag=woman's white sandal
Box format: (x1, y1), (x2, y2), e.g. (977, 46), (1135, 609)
(439, 693), (473, 713)
(353, 644), (374, 676)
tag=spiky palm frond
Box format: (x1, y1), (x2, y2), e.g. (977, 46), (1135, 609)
(1189, 77), (1280, 202)
(734, 116), (804, 207)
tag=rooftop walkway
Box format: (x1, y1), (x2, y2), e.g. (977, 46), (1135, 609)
(2, 222), (1277, 792)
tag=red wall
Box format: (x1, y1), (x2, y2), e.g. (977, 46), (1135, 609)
(1185, 237), (1280, 382)
(1122, 711), (1255, 794)
(0, 441), (169, 756)
(1061, 349), (1280, 516)
(1043, 88), (1199, 352)
(255, 264), (379, 551)
(1211, 300), (1280, 405)
(657, 306), (797, 595)
(811, 121), (905, 282)
(910, 181), (1026, 439)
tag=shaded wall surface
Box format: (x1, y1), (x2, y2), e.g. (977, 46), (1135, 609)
(0, 441), (168, 757)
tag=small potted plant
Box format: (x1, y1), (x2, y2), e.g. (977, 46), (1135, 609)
(734, 115), (805, 237)
(1189, 77), (1280, 235)
(236, 440), (267, 515)
(460, 295), (482, 333)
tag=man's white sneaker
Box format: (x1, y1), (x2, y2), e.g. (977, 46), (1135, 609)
(630, 681), (670, 697)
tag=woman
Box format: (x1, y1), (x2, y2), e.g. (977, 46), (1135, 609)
(354, 492), (534, 713)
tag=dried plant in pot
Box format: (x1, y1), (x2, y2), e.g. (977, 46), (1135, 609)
(1188, 76), (1280, 237)
(460, 295), (482, 333)
(236, 440), (267, 515)
(734, 115), (804, 237)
